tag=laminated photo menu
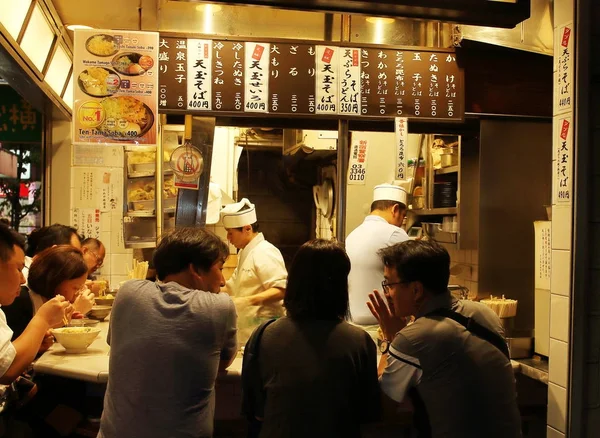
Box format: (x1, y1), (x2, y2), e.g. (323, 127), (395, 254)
(73, 29), (159, 146)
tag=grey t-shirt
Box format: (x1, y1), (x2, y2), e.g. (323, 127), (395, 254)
(99, 280), (237, 438)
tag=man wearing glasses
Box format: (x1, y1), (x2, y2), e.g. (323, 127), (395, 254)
(368, 240), (521, 438)
(81, 238), (106, 280)
(346, 184), (409, 326)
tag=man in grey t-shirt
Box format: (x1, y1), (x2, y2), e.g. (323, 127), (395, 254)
(99, 228), (237, 438)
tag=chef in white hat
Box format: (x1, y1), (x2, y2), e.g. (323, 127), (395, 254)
(345, 184), (409, 326)
(221, 198), (287, 342)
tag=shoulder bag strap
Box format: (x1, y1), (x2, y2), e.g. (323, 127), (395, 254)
(427, 308), (510, 359)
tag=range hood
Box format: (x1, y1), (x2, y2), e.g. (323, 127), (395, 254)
(183, 0), (531, 29)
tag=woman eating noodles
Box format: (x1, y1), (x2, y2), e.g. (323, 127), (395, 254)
(4, 245), (95, 342)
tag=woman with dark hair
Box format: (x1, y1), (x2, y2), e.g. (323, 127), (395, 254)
(4, 246), (95, 341)
(243, 239), (380, 438)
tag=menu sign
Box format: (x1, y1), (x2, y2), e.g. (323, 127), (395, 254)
(158, 35), (463, 121)
(73, 29), (159, 145)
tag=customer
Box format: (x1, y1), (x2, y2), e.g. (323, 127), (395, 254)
(243, 239), (380, 438)
(368, 240), (521, 438)
(4, 246), (95, 341)
(99, 227), (237, 438)
(24, 224), (81, 279)
(346, 184), (409, 325)
(81, 237), (106, 279)
(0, 223), (71, 384)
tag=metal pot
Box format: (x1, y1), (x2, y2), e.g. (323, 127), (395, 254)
(412, 195), (425, 209)
(440, 153), (458, 168)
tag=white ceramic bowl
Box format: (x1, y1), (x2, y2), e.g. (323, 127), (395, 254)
(51, 327), (101, 353)
(94, 296), (115, 307)
(88, 305), (112, 321)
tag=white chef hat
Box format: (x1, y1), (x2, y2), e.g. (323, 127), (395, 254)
(205, 182), (222, 225)
(220, 198), (257, 228)
(373, 184), (407, 205)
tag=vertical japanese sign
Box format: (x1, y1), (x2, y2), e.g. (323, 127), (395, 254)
(410, 52), (424, 117)
(269, 44), (316, 114)
(443, 53), (458, 118)
(360, 49), (370, 114)
(427, 53), (440, 118)
(554, 117), (572, 204)
(338, 48), (361, 115)
(395, 117), (408, 180)
(394, 50), (406, 116)
(158, 37), (187, 110)
(534, 221), (551, 290)
(376, 50), (391, 115)
(0, 86), (42, 143)
(244, 42), (270, 113)
(212, 41), (245, 112)
(187, 39), (212, 110)
(348, 134), (369, 185)
(73, 29), (158, 145)
(315, 46), (339, 114)
(555, 24), (573, 114)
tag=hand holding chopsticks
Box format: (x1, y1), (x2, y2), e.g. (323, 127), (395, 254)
(35, 295), (73, 329)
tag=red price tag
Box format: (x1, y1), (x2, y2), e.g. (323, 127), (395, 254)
(252, 45), (265, 61)
(204, 43), (209, 59)
(352, 49), (359, 67)
(322, 47), (334, 63)
(560, 119), (570, 140)
(561, 27), (571, 47)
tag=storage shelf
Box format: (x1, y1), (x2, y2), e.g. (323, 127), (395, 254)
(410, 207), (457, 216)
(125, 241), (156, 249)
(434, 165), (459, 175)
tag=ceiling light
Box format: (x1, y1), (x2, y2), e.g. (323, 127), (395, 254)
(196, 4), (222, 12)
(66, 24), (93, 31)
(366, 17), (395, 24)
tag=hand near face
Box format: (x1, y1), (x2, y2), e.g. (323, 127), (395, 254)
(73, 288), (95, 315)
(367, 290), (407, 341)
(36, 295), (71, 328)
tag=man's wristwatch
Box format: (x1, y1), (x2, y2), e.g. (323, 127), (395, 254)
(379, 339), (391, 354)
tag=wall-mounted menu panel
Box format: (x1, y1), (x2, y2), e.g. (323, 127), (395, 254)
(158, 35), (463, 122)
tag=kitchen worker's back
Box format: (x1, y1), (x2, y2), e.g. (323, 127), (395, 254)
(346, 184), (409, 325)
(222, 199), (287, 343)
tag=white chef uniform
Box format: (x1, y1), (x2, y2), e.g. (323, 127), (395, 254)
(221, 199), (287, 335)
(346, 184), (409, 325)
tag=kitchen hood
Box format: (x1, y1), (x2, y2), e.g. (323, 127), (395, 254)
(179, 0), (531, 29)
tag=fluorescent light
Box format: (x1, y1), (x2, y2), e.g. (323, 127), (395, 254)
(66, 24), (93, 31)
(366, 17), (395, 24)
(45, 44), (71, 97)
(196, 3), (222, 12)
(20, 4), (54, 72)
(0, 0), (31, 40)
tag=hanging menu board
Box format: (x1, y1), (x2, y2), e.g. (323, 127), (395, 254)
(73, 29), (159, 145)
(158, 36), (463, 121)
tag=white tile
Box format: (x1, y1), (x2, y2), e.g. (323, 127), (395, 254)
(469, 282), (478, 298)
(100, 231), (112, 254)
(101, 212), (112, 233)
(554, 0), (574, 27)
(547, 426), (565, 438)
(547, 383), (567, 433)
(551, 250), (571, 297)
(552, 205), (572, 250)
(472, 268), (479, 282)
(456, 249), (465, 263)
(550, 294), (570, 342)
(549, 339), (569, 388)
(110, 275), (129, 286)
(471, 250), (478, 265)
(110, 253), (133, 276)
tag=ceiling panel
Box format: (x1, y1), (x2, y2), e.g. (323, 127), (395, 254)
(53, 0), (143, 30)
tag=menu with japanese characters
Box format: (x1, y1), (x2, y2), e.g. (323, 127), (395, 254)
(73, 29), (159, 145)
(158, 35), (463, 121)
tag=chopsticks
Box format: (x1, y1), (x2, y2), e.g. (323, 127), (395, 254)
(62, 315), (69, 327)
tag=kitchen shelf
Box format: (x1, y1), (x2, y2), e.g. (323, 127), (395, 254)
(411, 207), (457, 216)
(127, 211), (156, 218)
(434, 165), (459, 175)
(125, 241), (157, 249)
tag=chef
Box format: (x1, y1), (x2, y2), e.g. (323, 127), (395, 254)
(221, 198), (287, 342)
(346, 184), (409, 325)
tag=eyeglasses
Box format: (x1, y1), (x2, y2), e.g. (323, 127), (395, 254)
(381, 280), (409, 293)
(88, 250), (104, 267)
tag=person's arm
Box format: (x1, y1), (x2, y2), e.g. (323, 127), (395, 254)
(251, 248), (287, 307)
(0, 297), (70, 384)
(245, 287), (284, 306)
(218, 296), (238, 372)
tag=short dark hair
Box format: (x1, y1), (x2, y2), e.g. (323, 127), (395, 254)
(27, 224), (80, 257)
(153, 227), (229, 281)
(370, 200), (406, 213)
(28, 245), (88, 299)
(82, 237), (103, 249)
(235, 222), (259, 233)
(378, 240), (450, 295)
(0, 223), (25, 262)
(284, 239), (350, 320)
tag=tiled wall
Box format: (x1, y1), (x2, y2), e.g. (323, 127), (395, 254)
(548, 0), (574, 436)
(443, 244), (479, 299)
